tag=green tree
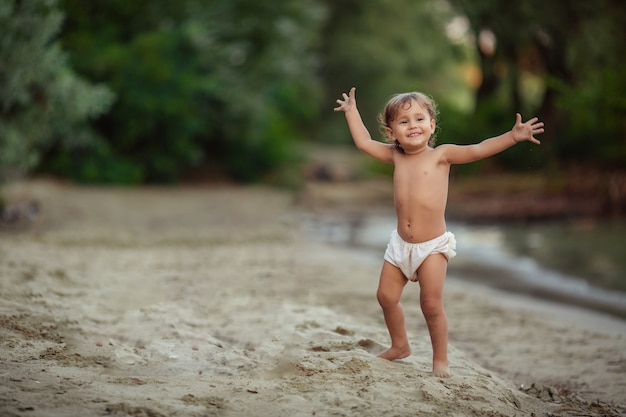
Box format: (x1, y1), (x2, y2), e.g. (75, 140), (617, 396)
(318, 0), (469, 148)
(191, 0), (327, 182)
(448, 0), (626, 168)
(54, 0), (326, 183)
(0, 0), (113, 183)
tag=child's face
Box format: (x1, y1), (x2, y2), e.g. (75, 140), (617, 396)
(386, 100), (436, 153)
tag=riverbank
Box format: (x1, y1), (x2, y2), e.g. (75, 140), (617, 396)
(1, 180), (625, 416)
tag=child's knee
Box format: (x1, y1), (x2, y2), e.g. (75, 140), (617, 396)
(420, 298), (444, 318)
(377, 288), (399, 309)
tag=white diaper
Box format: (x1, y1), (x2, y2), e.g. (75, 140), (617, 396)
(383, 230), (456, 282)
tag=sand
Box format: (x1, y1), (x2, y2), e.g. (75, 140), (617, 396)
(1, 180), (625, 417)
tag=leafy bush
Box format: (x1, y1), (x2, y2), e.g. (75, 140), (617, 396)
(48, 0), (326, 184)
(0, 0), (113, 183)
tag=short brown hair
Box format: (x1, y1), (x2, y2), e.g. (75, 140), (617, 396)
(378, 92), (439, 151)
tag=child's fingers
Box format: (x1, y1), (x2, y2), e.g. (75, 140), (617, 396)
(334, 96), (348, 111)
(349, 87), (356, 101)
(334, 88), (356, 111)
(526, 116), (539, 124)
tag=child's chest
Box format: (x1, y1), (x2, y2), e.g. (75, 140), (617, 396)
(393, 154), (448, 182)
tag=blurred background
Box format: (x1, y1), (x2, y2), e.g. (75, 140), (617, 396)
(1, 0), (625, 315)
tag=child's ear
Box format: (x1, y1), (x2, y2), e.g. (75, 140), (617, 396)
(431, 118), (436, 131)
(385, 127), (394, 140)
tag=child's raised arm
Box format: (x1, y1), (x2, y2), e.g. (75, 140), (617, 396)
(441, 113), (544, 165)
(334, 87), (394, 164)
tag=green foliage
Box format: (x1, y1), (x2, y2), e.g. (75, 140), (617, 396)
(554, 65), (626, 167)
(4, 0), (625, 186)
(0, 0), (113, 183)
(448, 0), (626, 170)
(319, 0), (468, 145)
(549, 3), (626, 168)
(195, 0), (327, 182)
(45, 140), (142, 184)
(52, 0), (327, 183)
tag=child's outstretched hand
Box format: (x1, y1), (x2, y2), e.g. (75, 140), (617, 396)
(334, 87), (357, 113)
(512, 113), (544, 144)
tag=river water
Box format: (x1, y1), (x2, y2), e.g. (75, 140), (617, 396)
(302, 213), (626, 319)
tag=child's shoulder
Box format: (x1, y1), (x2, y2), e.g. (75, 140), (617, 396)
(418, 144), (456, 165)
(431, 143), (459, 156)
(425, 145), (452, 157)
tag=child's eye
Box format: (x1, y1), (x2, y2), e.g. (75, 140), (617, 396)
(417, 118), (424, 122)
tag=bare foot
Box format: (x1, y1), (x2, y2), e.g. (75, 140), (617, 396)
(377, 345), (411, 361)
(433, 361), (451, 378)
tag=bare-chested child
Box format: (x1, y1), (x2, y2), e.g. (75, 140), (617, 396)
(334, 87), (544, 377)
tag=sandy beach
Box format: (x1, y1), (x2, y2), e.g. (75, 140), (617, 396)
(1, 180), (625, 417)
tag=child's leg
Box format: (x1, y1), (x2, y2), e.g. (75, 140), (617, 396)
(417, 254), (450, 377)
(376, 260), (410, 360)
